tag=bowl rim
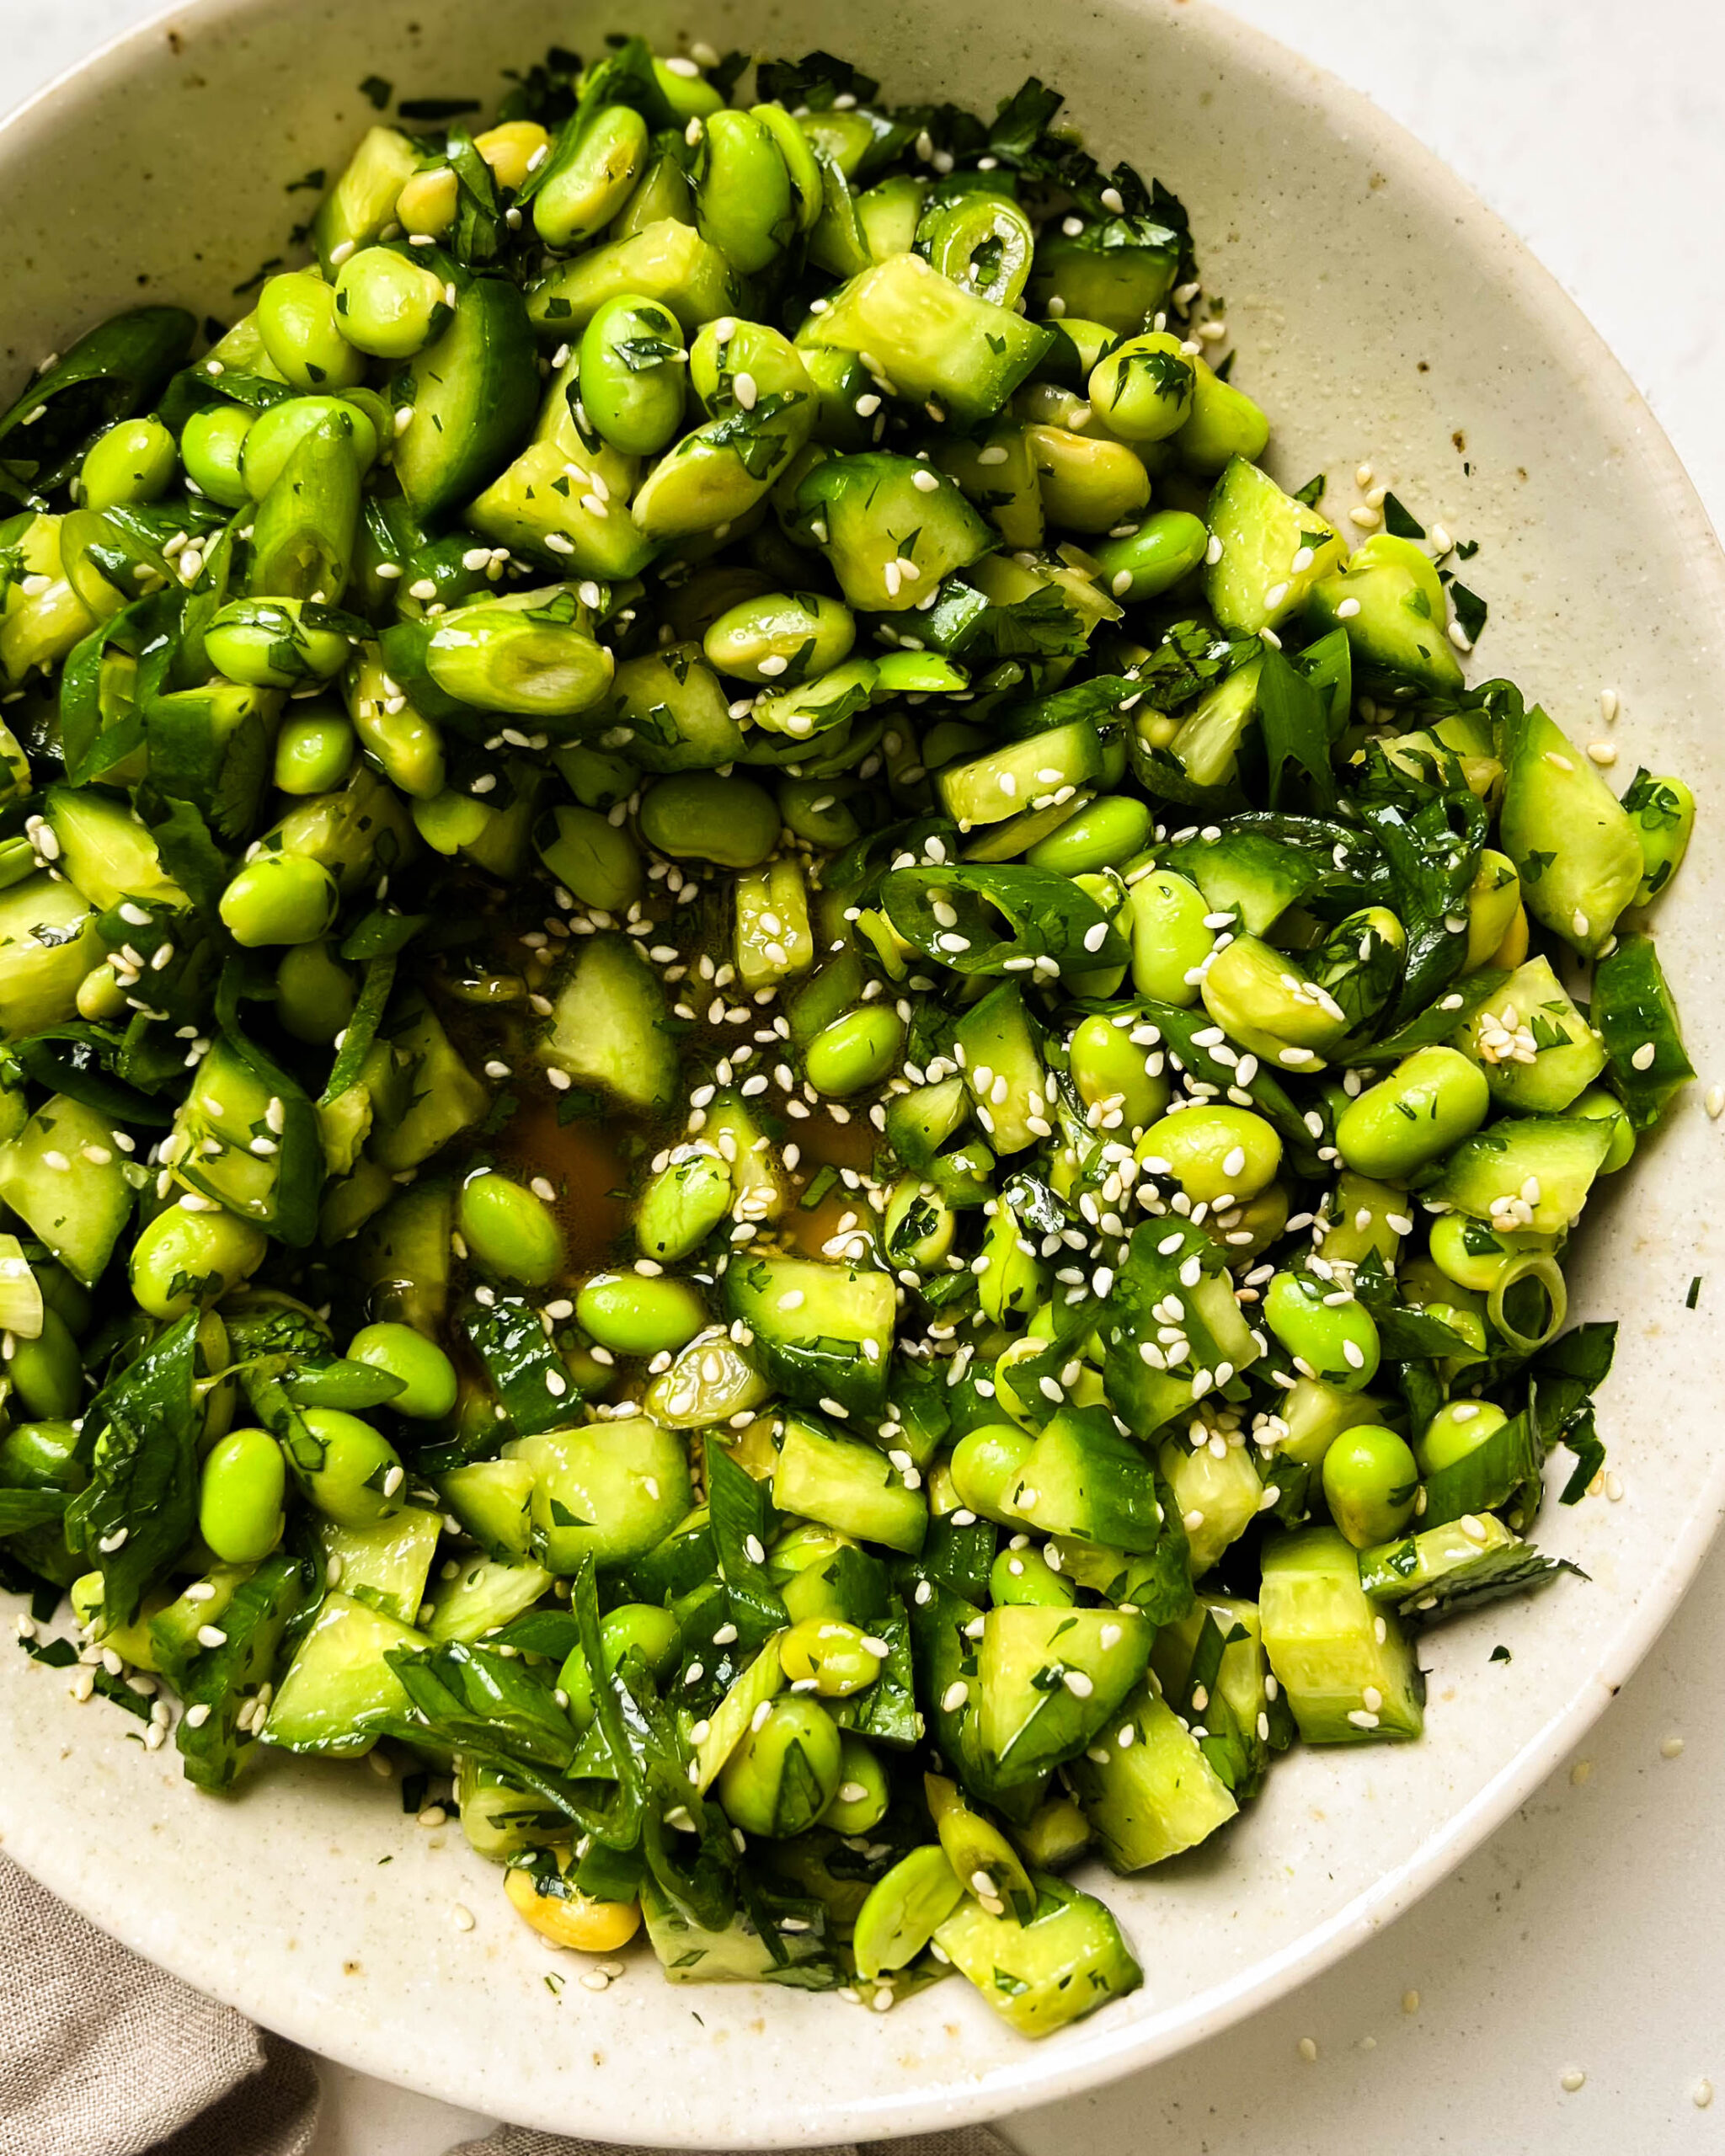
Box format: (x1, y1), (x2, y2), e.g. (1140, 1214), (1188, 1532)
(2, 0), (1723, 2142)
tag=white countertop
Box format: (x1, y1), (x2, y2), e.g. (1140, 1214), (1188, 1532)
(6, 3), (1723, 2149)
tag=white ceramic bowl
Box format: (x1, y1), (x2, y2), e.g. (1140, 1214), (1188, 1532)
(2, 1), (1722, 2143)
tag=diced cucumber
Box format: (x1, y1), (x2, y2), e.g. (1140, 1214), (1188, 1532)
(1359, 1512), (1562, 1619)
(937, 718), (1102, 830)
(1167, 658), (1261, 789)
(319, 1507), (443, 1627)
(954, 983), (1047, 1154)
(975, 1603), (1153, 1785)
(1306, 532), (1464, 695)
(932, 1872), (1141, 2035)
(369, 995), (489, 1172)
(312, 126), (419, 268)
(1156, 1437), (1263, 1576)
(1162, 824), (1321, 937)
(1012, 1792), (1094, 1872)
(1418, 1115), (1612, 1234)
(45, 785), (185, 911)
(690, 1640), (785, 1792)
(350, 1179), (452, 1333)
(466, 436), (656, 582)
(796, 451), (995, 613)
(0, 1093), (132, 1285)
(1009, 1406), (1166, 1554)
(508, 1417), (691, 1572)
(884, 1075), (972, 1171)
(537, 931), (680, 1115)
(455, 1757), (569, 1863)
(1204, 457), (1346, 635)
(640, 1874), (837, 1988)
(1066, 1683), (1238, 1868)
(526, 219), (739, 338)
(147, 1563), (255, 1687)
(1497, 700), (1643, 955)
(772, 1413), (927, 1554)
(425, 1554), (553, 1642)
(435, 1457), (536, 1559)
(1259, 1526), (1424, 1743)
(0, 873), (102, 1033)
(395, 275), (539, 520)
(796, 253), (1052, 430)
(722, 1250), (895, 1417)
(1454, 955), (1605, 1113)
(174, 1552), (303, 1790)
(262, 1590), (429, 1757)
(735, 860), (814, 989)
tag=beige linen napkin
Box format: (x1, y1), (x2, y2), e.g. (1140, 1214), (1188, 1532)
(0, 1856), (1017, 2156)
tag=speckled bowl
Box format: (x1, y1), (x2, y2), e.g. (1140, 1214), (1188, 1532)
(1, 0), (1722, 2143)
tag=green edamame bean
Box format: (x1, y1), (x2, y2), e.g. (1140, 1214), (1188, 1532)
(1026, 793), (1152, 875)
(1463, 850), (1521, 973)
(206, 597), (350, 689)
(635, 1145), (733, 1262)
(535, 104), (651, 250)
(218, 852), (340, 947)
(1321, 1422), (1418, 1549)
(458, 1171), (566, 1288)
(575, 1270), (708, 1357)
(1335, 1046), (1491, 1180)
(777, 776), (864, 849)
(1570, 1085), (1636, 1172)
(1263, 1270), (1381, 1390)
(949, 1422), (1035, 1523)
(702, 590), (856, 684)
(649, 58), (724, 125)
(1026, 424), (1151, 532)
(1128, 868), (1214, 1005)
(275, 940), (356, 1045)
(535, 803), (644, 913)
(852, 1843), (965, 1980)
(255, 270), (367, 391)
(1068, 1012), (1170, 1134)
(1087, 331), (1197, 442)
(274, 708), (356, 794)
(804, 1004), (905, 1096)
(778, 1616), (882, 1698)
(638, 772), (780, 867)
(198, 1425), (287, 1565)
(296, 1406), (404, 1528)
(334, 246), (448, 359)
(130, 1206), (270, 1320)
(1416, 1399), (1508, 1478)
(1137, 1104), (1283, 1203)
(715, 1695), (842, 1838)
(750, 104), (823, 235)
(694, 109), (794, 275)
(347, 1321), (458, 1420)
(989, 1544), (1076, 1608)
(1200, 936), (1350, 1065)
(7, 1305), (82, 1420)
(35, 1264), (92, 1339)
(1091, 509), (1210, 605)
(1172, 351), (1271, 472)
(577, 294), (688, 457)
(554, 740), (638, 811)
(1427, 1213), (1559, 1293)
(1622, 770), (1696, 904)
(1317, 1171), (1407, 1271)
(79, 417), (178, 511)
(884, 1174), (956, 1269)
(601, 1600), (682, 1679)
(180, 403), (254, 508)
(242, 395), (380, 499)
(0, 1418), (80, 1489)
(822, 1733), (890, 1834)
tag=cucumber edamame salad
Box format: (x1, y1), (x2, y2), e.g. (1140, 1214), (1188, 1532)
(0, 34), (1696, 2036)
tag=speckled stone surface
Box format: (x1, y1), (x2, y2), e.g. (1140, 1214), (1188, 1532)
(0, 3), (1721, 2151)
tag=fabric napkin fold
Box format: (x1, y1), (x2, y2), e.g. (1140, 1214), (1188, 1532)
(0, 1855), (1016, 2156)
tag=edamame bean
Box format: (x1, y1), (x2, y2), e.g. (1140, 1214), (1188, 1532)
(1087, 331), (1197, 442)
(242, 394), (380, 498)
(79, 417), (177, 510)
(702, 591), (856, 683)
(473, 120), (553, 190)
(694, 109), (794, 275)
(1334, 1046), (1491, 1181)
(1128, 868), (1214, 1005)
(218, 852), (339, 947)
(989, 1544), (1076, 1608)
(804, 1004), (905, 1096)
(347, 1321), (458, 1420)
(1200, 936), (1350, 1065)
(577, 294), (688, 457)
(503, 1864), (641, 1951)
(274, 941), (356, 1046)
(255, 270), (367, 391)
(7, 1305), (82, 1420)
(1026, 424), (1151, 531)
(206, 597), (350, 689)
(777, 776), (864, 849)
(1026, 793), (1152, 875)
(949, 1422), (1035, 1523)
(638, 772), (781, 867)
(575, 1270), (708, 1357)
(821, 1733), (890, 1833)
(1137, 1104), (1282, 1203)
(1321, 1423), (1418, 1549)
(1622, 770), (1696, 904)
(600, 1601), (681, 1679)
(180, 403), (254, 507)
(130, 1206), (270, 1320)
(1317, 1171), (1408, 1271)
(36, 1263), (92, 1339)
(852, 1843), (965, 1980)
(334, 246), (448, 359)
(715, 1696), (842, 1838)
(535, 803), (644, 913)
(1263, 1270), (1381, 1390)
(1172, 351), (1271, 472)
(1092, 508), (1210, 606)
(1462, 850), (1521, 973)
(274, 708), (356, 794)
(536, 104), (651, 250)
(458, 1171), (566, 1288)
(1068, 1013), (1170, 1133)
(396, 166), (459, 238)
(636, 1145), (732, 1262)
(296, 1406), (404, 1528)
(198, 1425), (287, 1565)
(1416, 1399), (1508, 1478)
(778, 1616), (882, 1697)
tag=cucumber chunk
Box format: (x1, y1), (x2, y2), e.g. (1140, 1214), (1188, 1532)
(722, 1250), (895, 1417)
(263, 1590), (429, 1757)
(537, 931), (680, 1114)
(932, 1872), (1142, 2035)
(1066, 1682), (1238, 1868)
(1259, 1526), (1424, 1743)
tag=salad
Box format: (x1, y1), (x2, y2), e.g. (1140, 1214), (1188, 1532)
(0, 35), (1696, 2035)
